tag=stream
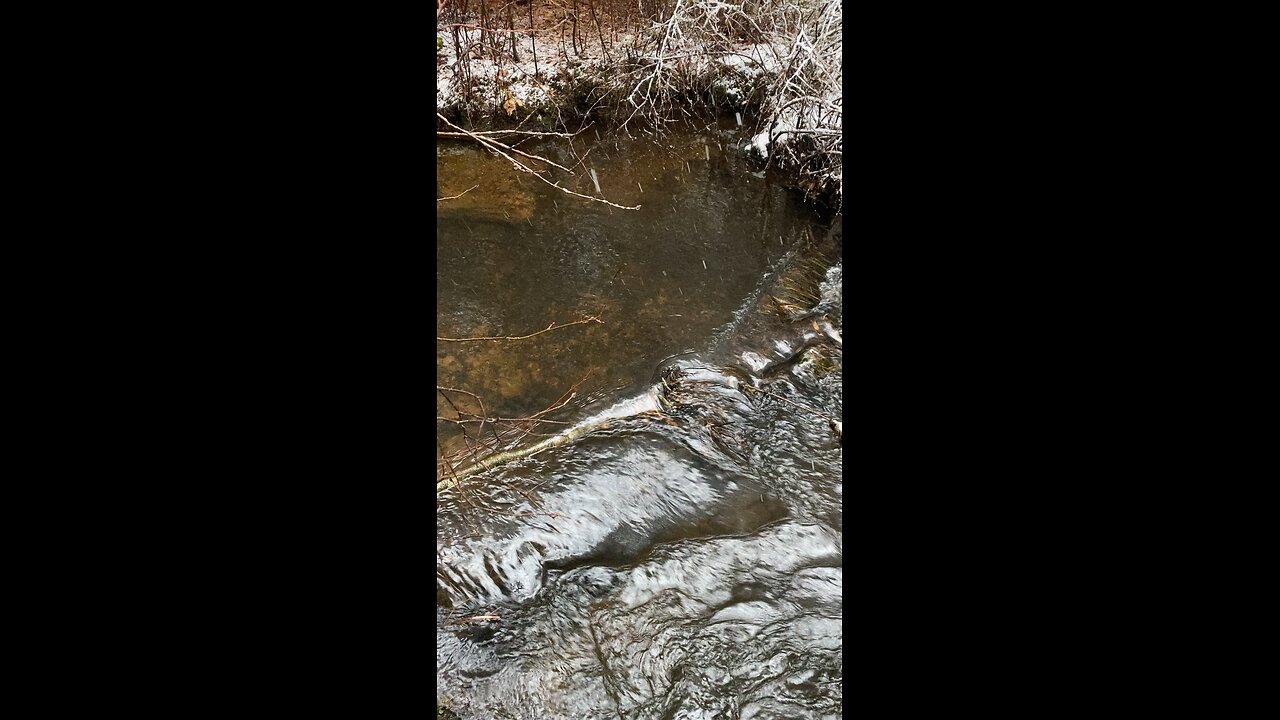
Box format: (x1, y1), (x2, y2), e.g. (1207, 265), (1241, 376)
(437, 122), (842, 720)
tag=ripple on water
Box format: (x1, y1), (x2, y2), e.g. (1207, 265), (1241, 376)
(438, 520), (841, 720)
(438, 131), (841, 720)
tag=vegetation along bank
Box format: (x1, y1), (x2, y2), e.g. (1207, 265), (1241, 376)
(436, 0), (842, 205)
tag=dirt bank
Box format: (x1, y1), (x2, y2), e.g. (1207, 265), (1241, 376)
(436, 1), (841, 204)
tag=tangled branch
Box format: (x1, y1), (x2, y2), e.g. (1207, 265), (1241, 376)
(755, 0), (841, 199)
(437, 371), (594, 489)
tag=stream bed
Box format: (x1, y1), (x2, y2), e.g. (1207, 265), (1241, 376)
(437, 123), (843, 720)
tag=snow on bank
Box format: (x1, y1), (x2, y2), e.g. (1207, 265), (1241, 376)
(436, 24), (781, 122)
(436, 11), (840, 201)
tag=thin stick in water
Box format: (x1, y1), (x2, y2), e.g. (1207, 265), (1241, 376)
(438, 315), (604, 343)
(437, 184), (480, 202)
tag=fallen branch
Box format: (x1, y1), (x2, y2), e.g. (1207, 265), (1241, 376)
(437, 114), (577, 174)
(438, 414), (609, 492)
(437, 113), (641, 210)
(437, 372), (597, 490)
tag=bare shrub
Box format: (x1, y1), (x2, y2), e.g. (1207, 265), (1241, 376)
(754, 0), (841, 201)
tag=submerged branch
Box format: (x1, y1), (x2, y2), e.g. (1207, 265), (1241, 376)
(437, 184), (480, 202)
(437, 314), (603, 342)
(437, 372), (596, 491)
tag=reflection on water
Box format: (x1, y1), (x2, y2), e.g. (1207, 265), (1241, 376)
(437, 125), (823, 424)
(437, 125), (842, 720)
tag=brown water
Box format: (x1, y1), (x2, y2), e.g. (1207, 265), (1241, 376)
(437, 124), (842, 720)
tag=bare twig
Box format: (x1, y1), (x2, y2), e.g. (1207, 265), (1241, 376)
(437, 314), (603, 342)
(437, 184), (480, 202)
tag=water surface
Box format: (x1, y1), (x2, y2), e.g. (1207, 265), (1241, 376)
(437, 125), (842, 720)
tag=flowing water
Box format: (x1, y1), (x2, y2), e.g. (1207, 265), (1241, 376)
(437, 123), (843, 720)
